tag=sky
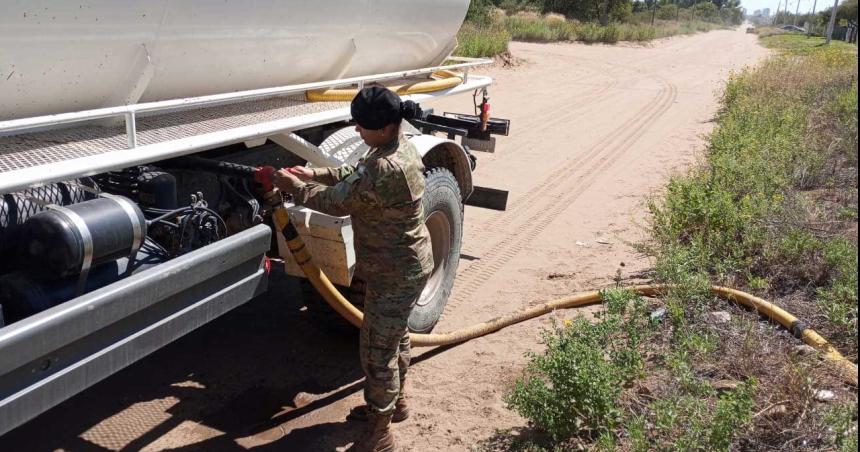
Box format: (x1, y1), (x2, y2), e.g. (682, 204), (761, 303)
(742, 0), (841, 15)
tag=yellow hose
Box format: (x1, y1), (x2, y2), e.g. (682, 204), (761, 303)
(306, 71), (464, 102)
(272, 208), (859, 385)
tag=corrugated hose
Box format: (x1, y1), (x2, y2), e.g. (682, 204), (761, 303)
(272, 208), (858, 385)
(306, 70), (464, 102)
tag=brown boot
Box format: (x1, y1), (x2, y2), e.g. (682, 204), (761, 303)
(347, 395), (409, 423)
(346, 411), (397, 452)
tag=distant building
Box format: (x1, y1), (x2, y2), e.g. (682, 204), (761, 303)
(762, 8), (771, 17)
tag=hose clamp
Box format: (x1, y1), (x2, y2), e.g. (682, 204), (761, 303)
(99, 194), (144, 254)
(100, 194), (144, 273)
(45, 204), (93, 295)
(789, 320), (808, 339)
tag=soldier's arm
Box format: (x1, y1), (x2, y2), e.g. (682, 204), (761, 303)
(310, 165), (357, 186)
(279, 166), (379, 217)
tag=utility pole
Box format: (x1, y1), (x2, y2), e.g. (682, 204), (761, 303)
(794, 0), (801, 25)
(774, 0), (782, 24)
(826, 0), (839, 44)
(807, 0), (818, 35)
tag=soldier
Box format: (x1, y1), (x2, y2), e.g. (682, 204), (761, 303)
(272, 86), (433, 452)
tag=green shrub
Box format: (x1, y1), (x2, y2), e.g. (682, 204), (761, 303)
(816, 238), (858, 335)
(643, 381), (756, 450)
(504, 289), (650, 442)
(823, 403), (860, 452)
(651, 48), (858, 290)
(691, 2), (719, 22)
(455, 23), (511, 58)
(504, 15), (576, 42)
(830, 84), (859, 166)
(649, 22), (859, 370)
(657, 4), (679, 20)
(577, 22), (623, 43)
(466, 0), (494, 26)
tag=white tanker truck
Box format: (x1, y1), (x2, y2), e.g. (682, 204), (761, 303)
(0, 0), (509, 435)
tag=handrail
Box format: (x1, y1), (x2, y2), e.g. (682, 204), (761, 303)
(0, 57), (492, 149)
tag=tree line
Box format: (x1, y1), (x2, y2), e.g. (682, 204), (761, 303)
(468, 0), (744, 25)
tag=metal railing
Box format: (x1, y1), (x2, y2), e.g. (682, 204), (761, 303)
(0, 57), (492, 150)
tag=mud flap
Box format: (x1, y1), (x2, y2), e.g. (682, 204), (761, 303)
(464, 186), (508, 211)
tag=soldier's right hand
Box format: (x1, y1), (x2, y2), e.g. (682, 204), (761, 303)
(287, 166), (314, 181)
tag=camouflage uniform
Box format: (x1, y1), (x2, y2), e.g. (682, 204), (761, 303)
(281, 134), (433, 414)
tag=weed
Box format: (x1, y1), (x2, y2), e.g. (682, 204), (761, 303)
(455, 23), (511, 58)
(638, 381), (757, 450)
(823, 403), (860, 452)
(504, 15), (576, 42)
(504, 289), (650, 442)
(649, 39), (859, 355)
(816, 238), (858, 339)
(761, 33), (856, 54)
(640, 27), (858, 451)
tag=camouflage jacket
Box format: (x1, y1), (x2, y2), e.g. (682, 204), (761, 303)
(283, 134), (434, 282)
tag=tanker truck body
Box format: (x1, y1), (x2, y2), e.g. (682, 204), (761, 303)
(0, 0), (509, 436)
(1, 0), (469, 120)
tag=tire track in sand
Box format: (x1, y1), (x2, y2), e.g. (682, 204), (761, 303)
(449, 78), (678, 307)
(464, 75), (672, 244)
(473, 71), (622, 164)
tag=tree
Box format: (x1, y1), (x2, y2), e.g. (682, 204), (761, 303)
(819, 0), (859, 23)
(692, 1), (720, 20)
(657, 3), (680, 19)
(838, 0), (859, 20)
(541, 0), (634, 23)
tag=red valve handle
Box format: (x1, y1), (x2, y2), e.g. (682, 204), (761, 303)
(254, 166), (277, 192)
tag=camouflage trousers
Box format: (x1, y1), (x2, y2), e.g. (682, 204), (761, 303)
(360, 276), (427, 414)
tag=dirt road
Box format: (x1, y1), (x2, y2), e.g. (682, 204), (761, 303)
(0, 29), (768, 451)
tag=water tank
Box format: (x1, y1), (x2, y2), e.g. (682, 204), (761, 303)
(0, 0), (469, 120)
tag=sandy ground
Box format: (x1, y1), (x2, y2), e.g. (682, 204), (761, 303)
(0, 29), (769, 451)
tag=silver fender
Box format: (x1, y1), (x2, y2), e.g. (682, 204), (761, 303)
(317, 125), (473, 199)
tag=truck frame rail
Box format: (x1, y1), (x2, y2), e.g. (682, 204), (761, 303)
(0, 225), (271, 436)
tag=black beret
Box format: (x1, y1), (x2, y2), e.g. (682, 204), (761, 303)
(351, 86), (402, 130)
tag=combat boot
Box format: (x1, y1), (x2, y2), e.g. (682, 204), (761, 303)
(346, 411), (397, 452)
(347, 395), (409, 423)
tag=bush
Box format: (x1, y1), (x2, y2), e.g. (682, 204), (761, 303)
(691, 2), (719, 22)
(640, 381), (757, 450)
(504, 14), (576, 42)
(823, 403), (860, 452)
(657, 4), (679, 20)
(505, 289), (650, 442)
(466, 0), (494, 26)
(816, 238), (858, 338)
(455, 22), (511, 58)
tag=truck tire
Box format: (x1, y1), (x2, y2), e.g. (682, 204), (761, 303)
(408, 167), (463, 333)
(301, 167), (463, 334)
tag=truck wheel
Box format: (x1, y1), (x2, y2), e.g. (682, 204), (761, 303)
(408, 167), (463, 333)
